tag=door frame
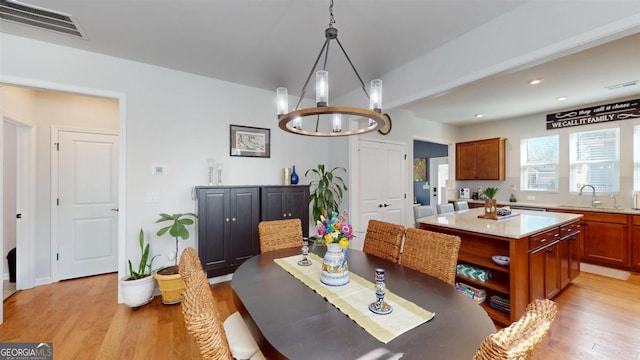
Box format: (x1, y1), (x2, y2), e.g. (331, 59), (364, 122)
(429, 157), (449, 205)
(1, 77), (127, 304)
(51, 126), (119, 281)
(3, 116), (37, 291)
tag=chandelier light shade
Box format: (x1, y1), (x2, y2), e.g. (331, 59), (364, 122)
(276, 0), (390, 137)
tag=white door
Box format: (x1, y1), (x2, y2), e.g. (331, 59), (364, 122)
(357, 139), (406, 233)
(56, 130), (119, 280)
(429, 157), (449, 205)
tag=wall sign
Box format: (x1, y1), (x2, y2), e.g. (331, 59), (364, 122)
(546, 98), (640, 130)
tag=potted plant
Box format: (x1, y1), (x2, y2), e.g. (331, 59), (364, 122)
(120, 229), (158, 308)
(305, 164), (348, 224)
(153, 212), (197, 304)
(482, 187), (500, 218)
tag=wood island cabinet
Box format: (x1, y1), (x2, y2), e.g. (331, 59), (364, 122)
(421, 215), (581, 326)
(455, 137), (506, 180)
(529, 227), (561, 301)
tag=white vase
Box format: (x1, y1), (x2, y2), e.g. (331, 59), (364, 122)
(320, 243), (350, 286)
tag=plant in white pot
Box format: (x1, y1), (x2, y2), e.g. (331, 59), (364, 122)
(120, 229), (158, 308)
(153, 212), (197, 304)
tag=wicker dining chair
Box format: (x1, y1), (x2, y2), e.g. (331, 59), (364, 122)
(473, 299), (558, 360)
(258, 218), (303, 253)
(400, 228), (461, 285)
(362, 220), (406, 263)
(179, 247), (264, 360)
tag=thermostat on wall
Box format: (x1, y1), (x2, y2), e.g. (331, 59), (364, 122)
(152, 165), (167, 175)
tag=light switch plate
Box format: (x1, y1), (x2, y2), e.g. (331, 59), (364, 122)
(146, 191), (160, 202)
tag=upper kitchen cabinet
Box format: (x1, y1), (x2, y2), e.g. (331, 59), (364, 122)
(455, 137), (506, 180)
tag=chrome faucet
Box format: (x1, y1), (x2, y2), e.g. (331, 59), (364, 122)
(579, 184), (597, 208)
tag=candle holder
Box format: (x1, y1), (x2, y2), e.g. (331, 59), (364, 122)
(207, 158), (215, 186)
(368, 268), (392, 315)
(217, 163), (224, 185)
(297, 238), (312, 266)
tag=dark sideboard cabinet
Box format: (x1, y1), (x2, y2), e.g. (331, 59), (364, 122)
(196, 185), (310, 277)
(260, 185), (310, 237)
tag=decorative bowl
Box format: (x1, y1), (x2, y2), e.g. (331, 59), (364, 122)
(492, 255), (510, 266)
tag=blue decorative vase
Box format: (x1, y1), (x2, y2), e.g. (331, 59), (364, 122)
(290, 165), (299, 185)
(320, 243), (349, 286)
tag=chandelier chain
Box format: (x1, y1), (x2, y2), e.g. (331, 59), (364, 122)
(329, 0), (336, 27)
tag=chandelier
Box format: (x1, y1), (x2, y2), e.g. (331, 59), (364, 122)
(276, 0), (389, 137)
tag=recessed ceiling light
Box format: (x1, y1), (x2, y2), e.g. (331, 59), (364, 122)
(556, 96), (568, 101)
(529, 78), (544, 85)
(474, 114), (484, 118)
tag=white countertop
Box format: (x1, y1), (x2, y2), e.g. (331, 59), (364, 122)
(417, 207), (583, 239)
(456, 199), (640, 215)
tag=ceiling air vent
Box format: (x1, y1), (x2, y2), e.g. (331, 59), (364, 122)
(605, 80), (639, 91)
(0, 0), (85, 38)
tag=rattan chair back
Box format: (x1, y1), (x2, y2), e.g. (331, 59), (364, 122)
(258, 218), (303, 253)
(473, 299), (558, 360)
(179, 247), (234, 360)
(362, 220), (405, 263)
(400, 228), (461, 285)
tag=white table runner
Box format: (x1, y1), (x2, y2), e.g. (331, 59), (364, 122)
(274, 253), (435, 343)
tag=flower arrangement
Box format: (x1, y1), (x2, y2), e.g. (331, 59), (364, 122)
(315, 211), (354, 249)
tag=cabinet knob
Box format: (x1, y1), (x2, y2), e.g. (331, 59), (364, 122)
(232, 217), (236, 221)
(547, 248), (553, 253)
(288, 213), (292, 216)
(283, 213), (287, 217)
(226, 218), (230, 222)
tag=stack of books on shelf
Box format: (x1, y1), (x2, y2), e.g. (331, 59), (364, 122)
(488, 295), (510, 313)
(455, 282), (486, 304)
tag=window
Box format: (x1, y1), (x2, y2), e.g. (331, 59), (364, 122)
(520, 135), (559, 191)
(569, 128), (619, 193)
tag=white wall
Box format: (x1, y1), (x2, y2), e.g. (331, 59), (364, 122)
(457, 95), (640, 209)
(1, 34), (329, 285)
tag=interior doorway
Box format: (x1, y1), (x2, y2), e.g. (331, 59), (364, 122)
(3, 121), (18, 300)
(429, 157), (449, 205)
(413, 140), (448, 206)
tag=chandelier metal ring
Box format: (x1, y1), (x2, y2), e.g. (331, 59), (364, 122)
(278, 106), (388, 137)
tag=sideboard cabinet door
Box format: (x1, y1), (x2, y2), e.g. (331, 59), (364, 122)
(196, 186), (260, 277)
(261, 185), (310, 236)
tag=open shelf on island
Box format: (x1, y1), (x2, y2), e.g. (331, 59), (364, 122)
(455, 274), (509, 294)
(458, 252), (510, 274)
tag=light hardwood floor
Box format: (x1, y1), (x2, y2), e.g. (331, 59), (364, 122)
(1, 271), (639, 359)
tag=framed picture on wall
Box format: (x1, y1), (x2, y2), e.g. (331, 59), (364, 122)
(229, 125), (271, 158)
(414, 158), (427, 181)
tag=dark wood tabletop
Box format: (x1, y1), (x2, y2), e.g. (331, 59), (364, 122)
(231, 247), (495, 360)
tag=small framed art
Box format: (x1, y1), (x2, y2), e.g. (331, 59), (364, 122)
(229, 125), (271, 158)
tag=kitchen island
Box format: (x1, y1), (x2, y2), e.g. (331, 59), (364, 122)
(418, 207), (582, 325)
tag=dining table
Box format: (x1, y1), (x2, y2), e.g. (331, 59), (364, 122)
(231, 247), (496, 360)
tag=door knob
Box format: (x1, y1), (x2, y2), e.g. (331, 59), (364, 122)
(110, 208), (119, 212)
(383, 203), (390, 207)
